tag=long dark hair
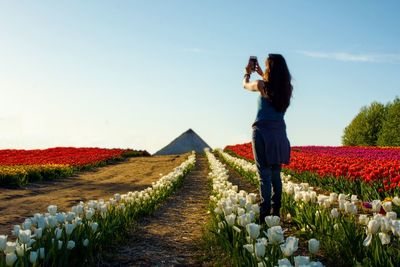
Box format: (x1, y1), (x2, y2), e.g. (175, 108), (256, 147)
(262, 54), (293, 113)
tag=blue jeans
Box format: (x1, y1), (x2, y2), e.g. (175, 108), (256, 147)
(252, 128), (282, 217)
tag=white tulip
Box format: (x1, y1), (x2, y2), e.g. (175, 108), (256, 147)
(16, 244), (25, 257)
(30, 251), (38, 264)
(367, 219), (380, 234)
(39, 247), (45, 259)
(351, 195), (358, 203)
(246, 193), (257, 204)
(246, 223), (261, 240)
(380, 217), (392, 233)
(359, 215), (369, 225)
(251, 204), (260, 215)
(382, 202), (392, 212)
(47, 205), (57, 216)
(255, 242), (266, 258)
(338, 200), (346, 210)
(329, 192), (338, 202)
(34, 228), (43, 239)
(83, 238), (89, 247)
(18, 229), (31, 244)
(243, 243), (254, 253)
(294, 255), (310, 266)
(237, 207), (245, 216)
(225, 214), (236, 226)
(0, 235), (7, 251)
(23, 219), (32, 230)
(37, 216), (46, 229)
(66, 212), (76, 222)
(5, 253), (17, 267)
(12, 225), (21, 237)
(330, 208), (339, 218)
(338, 193), (346, 201)
(91, 222), (99, 233)
(344, 202), (357, 215)
(4, 242), (16, 254)
(56, 213), (66, 223)
(58, 240), (63, 250)
(265, 215), (280, 228)
(309, 261), (324, 267)
(280, 236), (299, 257)
(214, 207), (223, 215)
(67, 240), (75, 250)
(65, 223), (75, 236)
(55, 228), (63, 239)
(379, 232), (390, 245)
(372, 200), (382, 213)
(308, 238), (320, 254)
(392, 196), (400, 206)
(47, 216), (57, 228)
(386, 211), (397, 220)
(277, 258), (293, 267)
(267, 226), (284, 244)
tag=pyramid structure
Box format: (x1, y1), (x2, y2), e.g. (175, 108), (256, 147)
(154, 129), (211, 155)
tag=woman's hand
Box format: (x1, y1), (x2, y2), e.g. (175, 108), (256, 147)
(255, 61), (264, 77)
(245, 62), (252, 74)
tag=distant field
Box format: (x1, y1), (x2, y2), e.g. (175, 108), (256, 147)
(0, 147), (150, 186)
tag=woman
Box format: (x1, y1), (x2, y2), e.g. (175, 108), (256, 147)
(243, 54), (292, 222)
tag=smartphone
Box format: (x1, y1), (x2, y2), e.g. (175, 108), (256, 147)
(249, 56), (258, 72)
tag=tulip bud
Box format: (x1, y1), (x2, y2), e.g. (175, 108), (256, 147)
(265, 216), (280, 228)
(55, 228), (63, 240)
(30, 251), (38, 264)
(379, 232), (390, 245)
(330, 208), (339, 218)
(246, 223), (261, 240)
(5, 253), (17, 267)
(267, 226), (284, 244)
(382, 202), (392, 212)
(225, 214), (236, 226)
(39, 247), (45, 259)
(294, 256), (310, 266)
(83, 239), (89, 247)
(34, 228), (43, 239)
(15, 244), (24, 257)
(67, 240), (75, 250)
(47, 205), (58, 216)
(18, 229), (31, 244)
(255, 242), (266, 258)
(90, 222), (99, 233)
(308, 238), (320, 254)
(359, 215), (369, 225)
(58, 240), (63, 250)
(0, 235), (7, 251)
(392, 196), (400, 206)
(367, 219), (380, 234)
(386, 211), (397, 220)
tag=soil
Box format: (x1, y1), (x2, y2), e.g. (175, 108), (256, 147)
(99, 154), (211, 267)
(0, 154), (190, 235)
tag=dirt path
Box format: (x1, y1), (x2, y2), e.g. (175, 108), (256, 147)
(100, 154), (210, 267)
(215, 153), (258, 195)
(0, 154), (189, 235)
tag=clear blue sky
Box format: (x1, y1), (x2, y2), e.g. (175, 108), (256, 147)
(0, 1), (399, 154)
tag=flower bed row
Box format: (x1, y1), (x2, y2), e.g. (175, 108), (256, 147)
(224, 144), (400, 200)
(217, 149), (400, 266)
(205, 148), (323, 267)
(0, 148), (150, 186)
(0, 152), (196, 267)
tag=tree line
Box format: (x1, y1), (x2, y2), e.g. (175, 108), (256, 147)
(342, 97), (400, 147)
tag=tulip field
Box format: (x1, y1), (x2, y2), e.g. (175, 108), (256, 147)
(0, 151), (196, 267)
(0, 147), (149, 186)
(1, 144), (400, 266)
(219, 145), (400, 266)
(225, 144), (400, 200)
